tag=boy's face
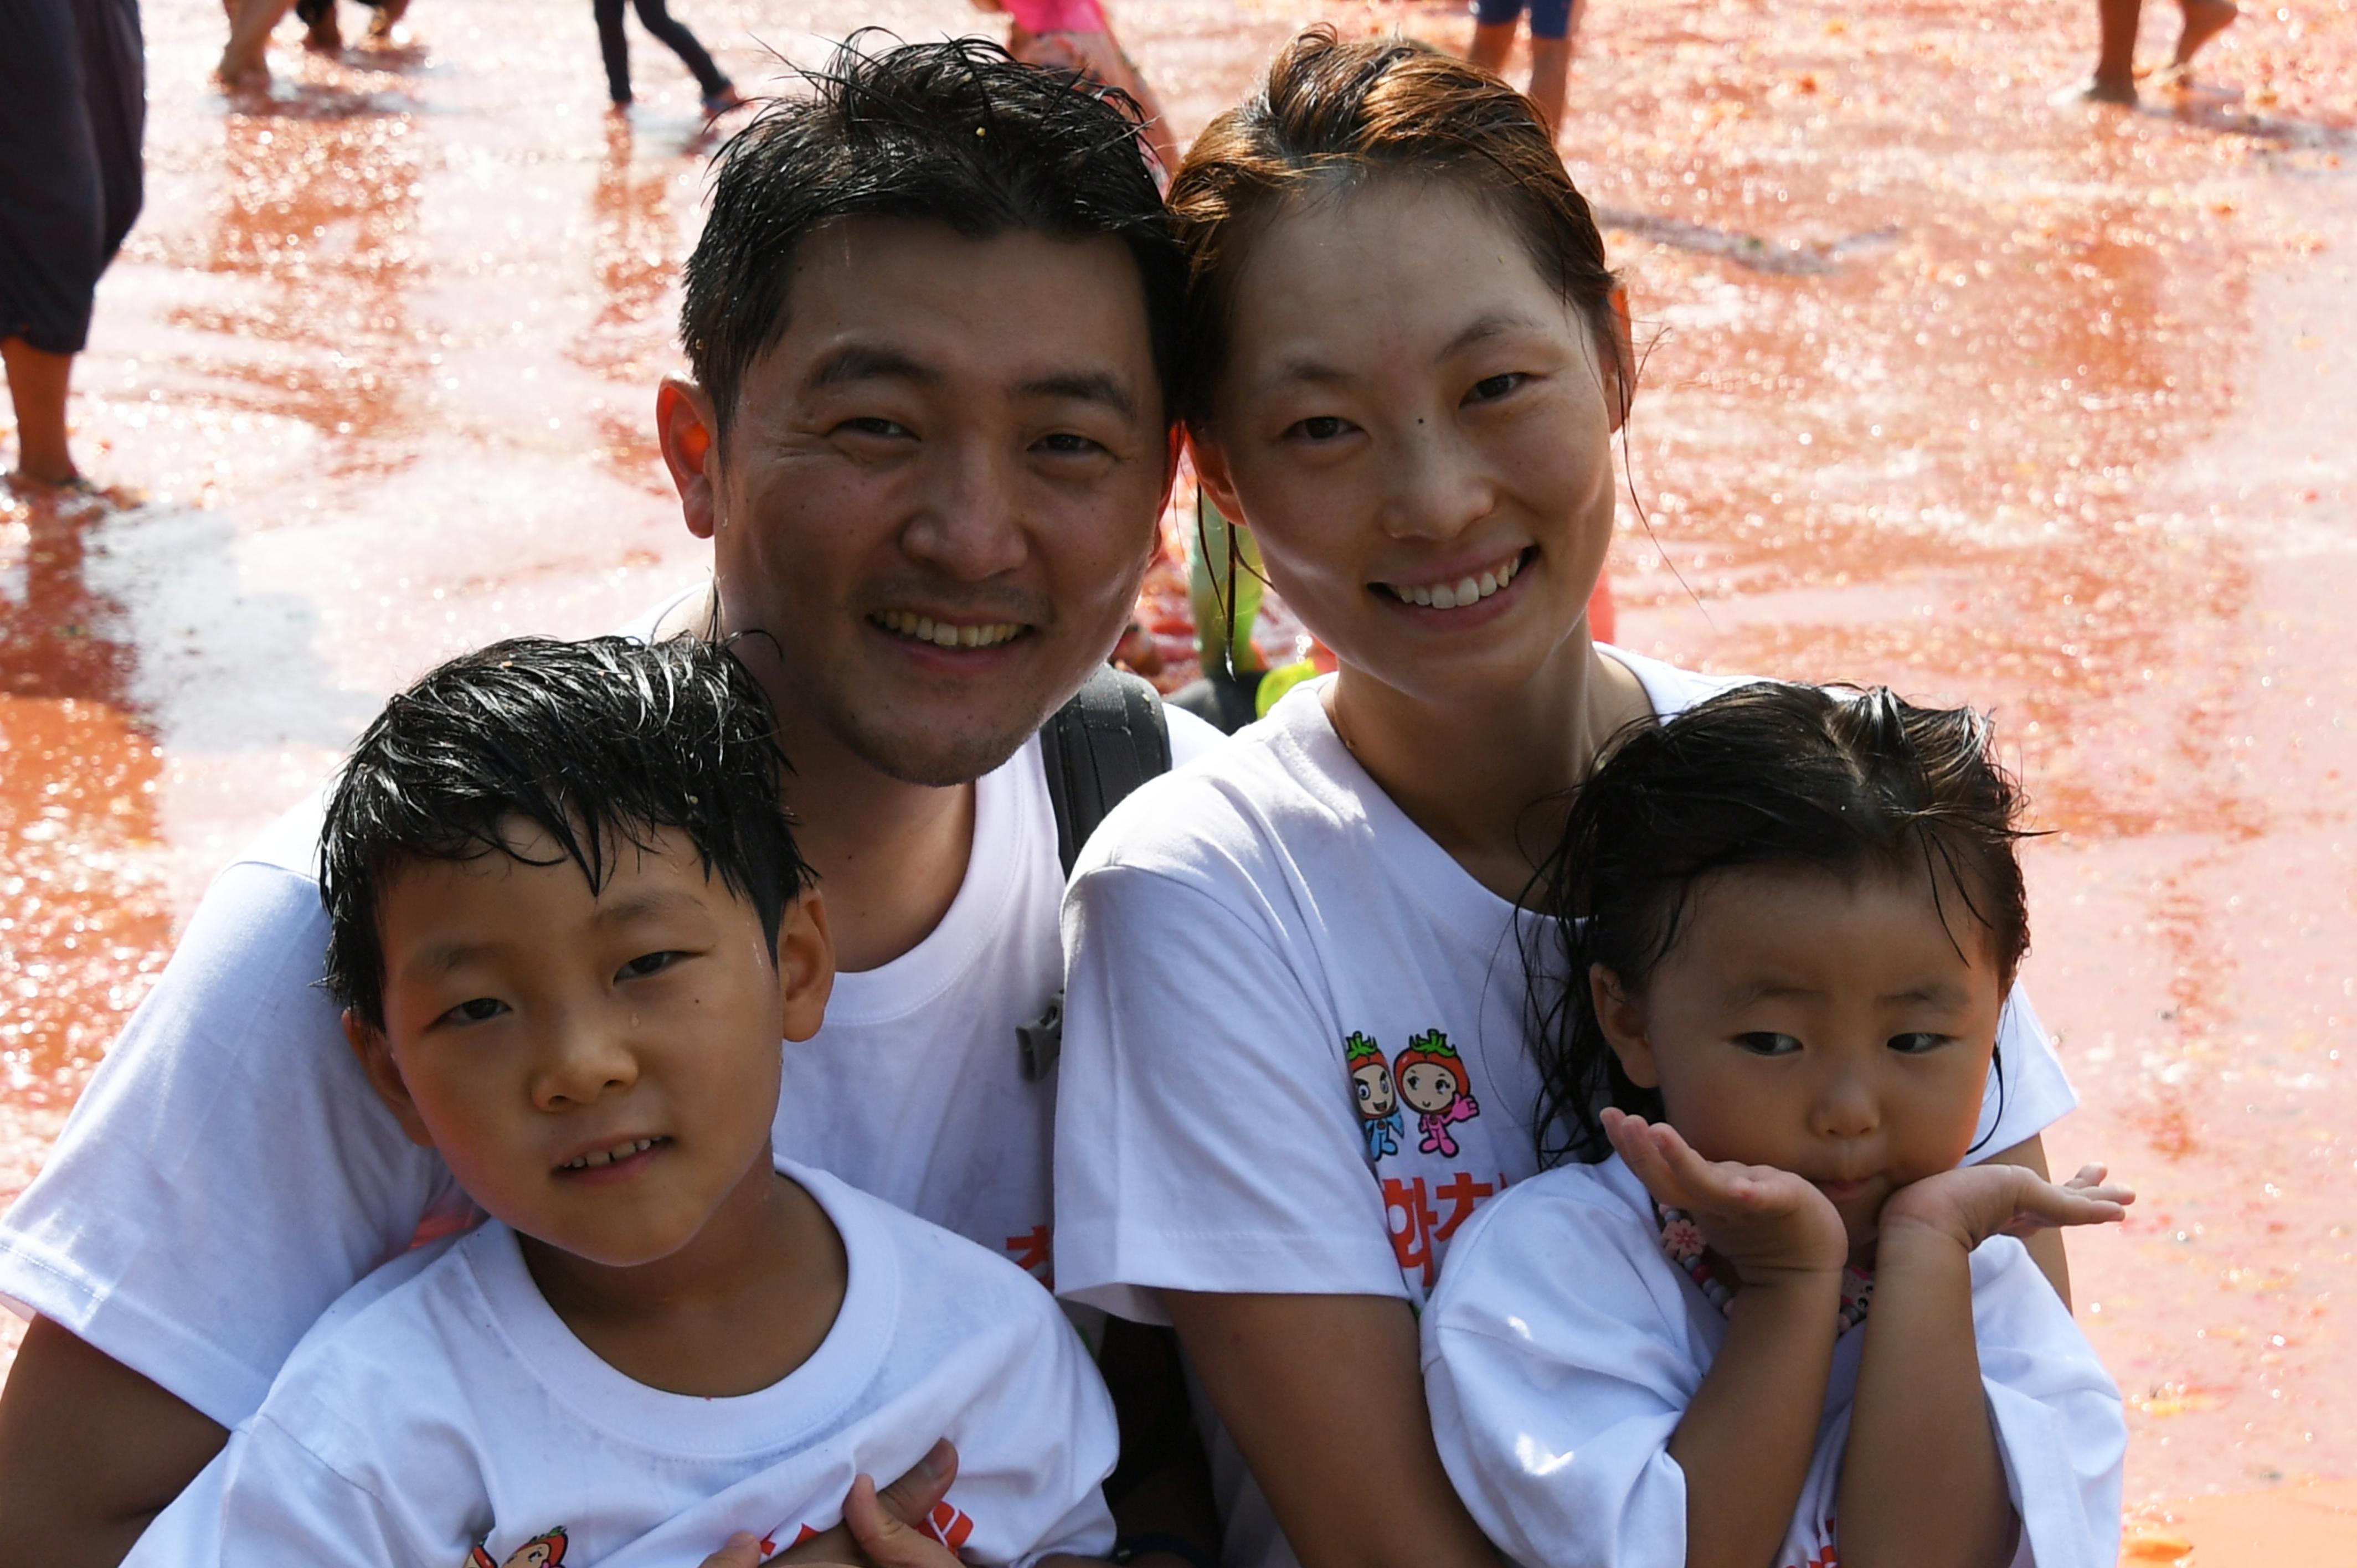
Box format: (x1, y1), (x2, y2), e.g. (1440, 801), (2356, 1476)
(349, 821), (832, 1267)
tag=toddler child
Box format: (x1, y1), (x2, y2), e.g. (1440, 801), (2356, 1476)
(1424, 681), (2132, 1568)
(125, 635), (1118, 1567)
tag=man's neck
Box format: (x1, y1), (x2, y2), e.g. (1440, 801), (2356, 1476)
(522, 1162), (848, 1399)
(663, 587), (978, 974)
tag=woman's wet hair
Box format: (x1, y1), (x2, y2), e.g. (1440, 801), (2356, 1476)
(1526, 680), (2035, 1166)
(681, 33), (1184, 442)
(1166, 27), (1627, 427)
(320, 635), (809, 1031)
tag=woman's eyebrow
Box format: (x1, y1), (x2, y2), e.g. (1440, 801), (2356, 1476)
(1442, 311), (1538, 355)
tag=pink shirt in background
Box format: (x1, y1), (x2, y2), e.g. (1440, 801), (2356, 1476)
(1006, 0), (1109, 33)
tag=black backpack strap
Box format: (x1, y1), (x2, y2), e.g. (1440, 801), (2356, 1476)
(1019, 665), (1171, 1081)
(1040, 664), (1172, 878)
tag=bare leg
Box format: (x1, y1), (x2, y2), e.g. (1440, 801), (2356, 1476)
(2, 337), (79, 487)
(1466, 19), (1516, 76)
(303, 1), (343, 54)
(2170, 0), (2237, 68)
(218, 0), (296, 85)
(1527, 34), (1572, 133)
(2091, 0), (2143, 101)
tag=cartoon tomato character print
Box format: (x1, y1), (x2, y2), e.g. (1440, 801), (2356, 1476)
(468, 1528), (567, 1568)
(1346, 1031), (1404, 1162)
(1392, 1031), (1480, 1157)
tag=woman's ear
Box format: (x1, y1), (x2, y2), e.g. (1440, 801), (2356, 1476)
(775, 889), (836, 1045)
(344, 1011), (436, 1149)
(1605, 286), (1635, 435)
(1186, 428), (1248, 527)
(1588, 964), (1658, 1088)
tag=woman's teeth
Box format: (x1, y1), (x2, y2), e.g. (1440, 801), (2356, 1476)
(562, 1137), (660, 1172)
(873, 611), (1024, 649)
(1387, 551), (1524, 610)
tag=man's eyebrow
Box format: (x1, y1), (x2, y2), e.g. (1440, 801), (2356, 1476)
(806, 345), (939, 391)
(1017, 370), (1136, 418)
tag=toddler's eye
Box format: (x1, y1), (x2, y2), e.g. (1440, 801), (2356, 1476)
(438, 997), (507, 1028)
(1732, 1031), (1801, 1056)
(617, 951), (682, 981)
(1887, 1032), (1952, 1055)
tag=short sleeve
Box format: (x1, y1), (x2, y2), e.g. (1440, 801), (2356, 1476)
(1053, 864), (1403, 1323)
(946, 1283), (1121, 1567)
(1970, 1239), (2128, 1568)
(0, 861), (456, 1425)
(1421, 1187), (1697, 1568)
(1970, 986), (2078, 1163)
(122, 1416), (416, 1568)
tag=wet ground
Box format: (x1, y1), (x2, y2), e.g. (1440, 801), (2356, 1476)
(3, 0), (2354, 1559)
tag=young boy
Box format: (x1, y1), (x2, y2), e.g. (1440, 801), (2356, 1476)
(122, 635), (1119, 1567)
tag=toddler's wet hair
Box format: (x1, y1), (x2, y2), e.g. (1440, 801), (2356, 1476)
(1527, 680), (2034, 1166)
(320, 635), (808, 1030)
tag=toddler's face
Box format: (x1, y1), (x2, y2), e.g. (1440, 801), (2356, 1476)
(354, 820), (828, 1267)
(1599, 862), (2005, 1257)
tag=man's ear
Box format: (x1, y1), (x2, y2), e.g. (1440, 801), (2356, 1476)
(1186, 428), (1248, 528)
(656, 377), (723, 541)
(344, 1010), (436, 1149)
(775, 889), (836, 1045)
(1605, 285), (1636, 436)
(1588, 964), (1658, 1089)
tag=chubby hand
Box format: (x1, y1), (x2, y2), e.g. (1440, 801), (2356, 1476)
(697, 1439), (964, 1568)
(1603, 1108), (1850, 1285)
(1879, 1161), (2134, 1254)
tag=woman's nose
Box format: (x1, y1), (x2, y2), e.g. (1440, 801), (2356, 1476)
(1377, 419), (1495, 543)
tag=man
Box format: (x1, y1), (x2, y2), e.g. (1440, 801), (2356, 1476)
(0, 39), (1213, 1566)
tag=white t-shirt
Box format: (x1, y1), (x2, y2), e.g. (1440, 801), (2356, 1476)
(1051, 647), (2078, 1568)
(1423, 1155), (2126, 1568)
(125, 1162), (1119, 1568)
(0, 586), (1222, 1426)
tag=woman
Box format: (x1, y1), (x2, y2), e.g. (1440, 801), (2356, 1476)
(1052, 31), (2080, 1568)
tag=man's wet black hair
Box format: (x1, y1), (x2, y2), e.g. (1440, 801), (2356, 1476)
(1526, 680), (2035, 1167)
(320, 635), (809, 1031)
(681, 33), (1185, 442)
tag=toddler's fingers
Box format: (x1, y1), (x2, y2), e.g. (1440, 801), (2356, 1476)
(2063, 1163), (2111, 1189)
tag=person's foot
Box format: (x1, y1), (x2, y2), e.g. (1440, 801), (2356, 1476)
(2172, 0), (2238, 68)
(608, 95), (635, 117)
(701, 85), (749, 120)
(215, 49), (272, 89)
(366, 0), (407, 38)
(302, 6), (342, 53)
(2052, 73), (2138, 107)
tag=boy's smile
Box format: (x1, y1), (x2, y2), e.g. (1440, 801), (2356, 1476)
(348, 819), (832, 1271)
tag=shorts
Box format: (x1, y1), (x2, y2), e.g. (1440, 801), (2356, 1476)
(1472, 0), (1573, 40)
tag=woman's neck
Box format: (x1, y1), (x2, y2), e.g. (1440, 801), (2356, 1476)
(1327, 633), (1651, 902)
(521, 1161), (847, 1398)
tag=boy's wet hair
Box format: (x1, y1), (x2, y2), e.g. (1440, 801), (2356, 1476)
(320, 636), (809, 1031)
(1166, 28), (1627, 428)
(681, 33), (1185, 442)
(1527, 680), (2034, 1167)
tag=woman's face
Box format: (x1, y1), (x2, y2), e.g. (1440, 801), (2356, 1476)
(1193, 177), (1624, 709)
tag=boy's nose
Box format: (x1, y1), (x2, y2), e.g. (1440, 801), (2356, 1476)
(531, 1020), (640, 1110)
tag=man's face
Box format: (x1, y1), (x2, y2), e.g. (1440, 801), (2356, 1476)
(688, 218), (1169, 786)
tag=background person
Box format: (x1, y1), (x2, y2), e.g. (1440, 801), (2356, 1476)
(596, 0), (747, 118)
(1466, 0), (1576, 133)
(1052, 32), (2078, 1568)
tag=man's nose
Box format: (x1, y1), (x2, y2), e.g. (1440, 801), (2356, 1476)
(899, 436), (1031, 581)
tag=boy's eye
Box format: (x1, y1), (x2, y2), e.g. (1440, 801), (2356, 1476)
(1887, 1032), (1952, 1055)
(616, 951), (682, 982)
(1732, 1031), (1802, 1056)
(438, 997), (507, 1028)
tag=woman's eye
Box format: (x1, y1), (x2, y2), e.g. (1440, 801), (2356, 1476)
(1887, 1032), (1952, 1055)
(616, 951), (682, 982)
(1732, 1031), (1802, 1056)
(438, 997), (507, 1028)
(1284, 415), (1352, 443)
(1466, 372), (1527, 403)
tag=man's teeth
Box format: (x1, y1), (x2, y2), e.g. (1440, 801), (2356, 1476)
(873, 611), (1025, 649)
(562, 1137), (658, 1171)
(1388, 551), (1524, 610)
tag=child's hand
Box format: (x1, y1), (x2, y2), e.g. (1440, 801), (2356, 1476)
(1603, 1108), (1850, 1286)
(1878, 1161), (2133, 1254)
(753, 1440), (963, 1567)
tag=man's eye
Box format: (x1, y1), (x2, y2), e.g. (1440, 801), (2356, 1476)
(1467, 372), (1527, 403)
(1732, 1031), (1801, 1056)
(617, 951), (682, 981)
(837, 416), (912, 439)
(1285, 415), (1352, 442)
(1887, 1032), (1952, 1055)
(438, 997), (507, 1028)
(1035, 431), (1107, 457)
